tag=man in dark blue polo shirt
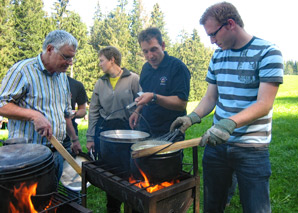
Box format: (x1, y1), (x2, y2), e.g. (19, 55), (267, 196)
(129, 27), (190, 140)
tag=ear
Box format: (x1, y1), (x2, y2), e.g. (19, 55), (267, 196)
(46, 45), (55, 54)
(110, 56), (115, 64)
(227, 19), (237, 30)
(161, 41), (166, 51)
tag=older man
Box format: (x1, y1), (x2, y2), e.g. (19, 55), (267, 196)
(0, 30), (82, 180)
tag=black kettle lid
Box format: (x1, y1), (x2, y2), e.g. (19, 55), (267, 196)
(0, 144), (52, 173)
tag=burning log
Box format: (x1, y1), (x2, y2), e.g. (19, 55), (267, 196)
(129, 167), (180, 193)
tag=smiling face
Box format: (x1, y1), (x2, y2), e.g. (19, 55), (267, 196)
(140, 38), (165, 69)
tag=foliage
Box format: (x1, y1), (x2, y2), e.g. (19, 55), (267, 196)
(169, 30), (213, 101)
(73, 44), (100, 100)
(10, 0), (48, 61)
(1, 0), (219, 101)
(284, 60), (298, 75)
(149, 3), (171, 47)
(126, 0), (146, 74)
(0, 0), (14, 80)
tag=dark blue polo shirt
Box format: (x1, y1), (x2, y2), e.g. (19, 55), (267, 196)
(139, 51), (191, 136)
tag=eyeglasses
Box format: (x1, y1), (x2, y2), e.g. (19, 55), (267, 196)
(208, 23), (228, 38)
(57, 50), (76, 63)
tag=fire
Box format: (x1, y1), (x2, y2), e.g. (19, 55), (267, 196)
(129, 168), (179, 193)
(9, 182), (38, 213)
(8, 182), (55, 213)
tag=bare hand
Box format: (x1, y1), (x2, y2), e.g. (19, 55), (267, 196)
(71, 140), (82, 154)
(129, 112), (139, 129)
(33, 112), (53, 138)
(135, 92), (154, 106)
(86, 141), (95, 152)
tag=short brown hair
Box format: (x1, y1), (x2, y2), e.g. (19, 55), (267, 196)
(99, 46), (122, 67)
(200, 2), (244, 28)
(138, 27), (163, 46)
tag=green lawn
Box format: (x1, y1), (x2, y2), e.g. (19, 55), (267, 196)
(78, 75), (298, 212)
(1, 75), (297, 212)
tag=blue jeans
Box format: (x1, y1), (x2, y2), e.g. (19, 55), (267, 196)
(202, 144), (271, 213)
(226, 172), (237, 204)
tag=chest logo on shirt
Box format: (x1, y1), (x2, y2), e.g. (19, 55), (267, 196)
(160, 76), (167, 86)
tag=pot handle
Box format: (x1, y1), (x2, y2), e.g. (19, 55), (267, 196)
(131, 137), (202, 159)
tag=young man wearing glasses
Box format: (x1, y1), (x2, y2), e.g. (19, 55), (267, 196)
(0, 30), (82, 181)
(171, 2), (283, 212)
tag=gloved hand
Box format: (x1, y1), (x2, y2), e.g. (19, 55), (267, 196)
(200, 118), (236, 147)
(170, 112), (201, 133)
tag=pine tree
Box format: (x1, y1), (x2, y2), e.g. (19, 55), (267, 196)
(90, 2), (104, 52)
(11, 0), (48, 61)
(149, 3), (170, 47)
(52, 0), (70, 29)
(170, 29), (213, 101)
(126, 0), (146, 73)
(89, 0), (131, 68)
(74, 44), (99, 100)
(0, 0), (14, 80)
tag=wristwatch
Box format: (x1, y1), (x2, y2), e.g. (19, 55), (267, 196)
(151, 93), (157, 103)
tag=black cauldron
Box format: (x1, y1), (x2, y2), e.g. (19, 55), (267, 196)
(130, 140), (183, 183)
(0, 144), (57, 212)
(100, 130), (150, 177)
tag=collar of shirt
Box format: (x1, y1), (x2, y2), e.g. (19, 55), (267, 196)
(37, 53), (59, 76)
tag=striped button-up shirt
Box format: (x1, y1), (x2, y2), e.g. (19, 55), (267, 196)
(0, 54), (72, 145)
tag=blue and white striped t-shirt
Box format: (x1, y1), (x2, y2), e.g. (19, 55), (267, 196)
(206, 37), (283, 144)
(0, 54), (72, 145)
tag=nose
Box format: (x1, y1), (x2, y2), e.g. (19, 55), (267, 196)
(210, 36), (216, 44)
(147, 51), (155, 60)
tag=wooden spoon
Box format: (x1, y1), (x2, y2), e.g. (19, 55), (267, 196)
(131, 137), (202, 159)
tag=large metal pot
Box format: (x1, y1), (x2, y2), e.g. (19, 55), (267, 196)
(0, 144), (57, 212)
(2, 137), (28, 145)
(130, 140), (182, 183)
(100, 130), (150, 178)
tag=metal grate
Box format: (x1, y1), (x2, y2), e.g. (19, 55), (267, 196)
(82, 152), (200, 213)
(38, 183), (86, 212)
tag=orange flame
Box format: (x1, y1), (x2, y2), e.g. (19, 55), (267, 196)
(8, 182), (55, 213)
(9, 182), (38, 213)
(129, 168), (179, 193)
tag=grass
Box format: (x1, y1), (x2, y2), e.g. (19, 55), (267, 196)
(1, 76), (297, 212)
(79, 75), (298, 212)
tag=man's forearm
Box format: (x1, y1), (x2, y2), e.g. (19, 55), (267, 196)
(65, 117), (78, 140)
(75, 108), (86, 118)
(0, 102), (40, 121)
(155, 94), (187, 111)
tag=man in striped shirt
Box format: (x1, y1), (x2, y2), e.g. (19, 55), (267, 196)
(171, 2), (283, 212)
(0, 30), (82, 180)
